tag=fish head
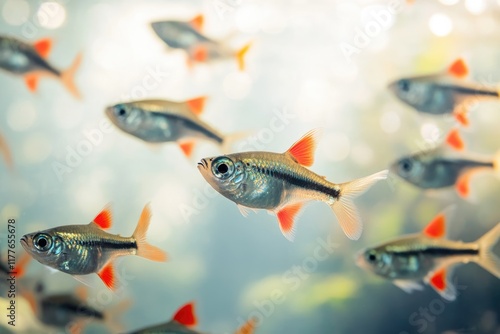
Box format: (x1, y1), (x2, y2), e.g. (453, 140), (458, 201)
(105, 102), (145, 134)
(356, 246), (394, 278)
(20, 230), (64, 270)
(388, 77), (429, 108)
(390, 154), (426, 186)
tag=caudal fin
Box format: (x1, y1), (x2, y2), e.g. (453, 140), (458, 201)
(475, 223), (500, 278)
(493, 150), (500, 178)
(235, 318), (256, 334)
(132, 204), (167, 262)
(331, 170), (388, 240)
(236, 42), (252, 71)
(61, 52), (83, 99)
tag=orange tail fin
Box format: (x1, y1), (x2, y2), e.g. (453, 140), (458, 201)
(236, 42), (252, 71)
(132, 204), (167, 262)
(61, 52), (83, 99)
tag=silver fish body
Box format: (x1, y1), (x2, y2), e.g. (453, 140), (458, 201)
(128, 321), (201, 334)
(151, 21), (211, 50)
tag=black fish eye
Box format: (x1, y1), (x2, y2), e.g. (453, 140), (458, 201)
(400, 159), (413, 173)
(399, 79), (410, 92)
(366, 252), (377, 262)
(212, 157), (234, 179)
(34, 234), (52, 252)
(116, 106), (127, 116)
(217, 163), (228, 174)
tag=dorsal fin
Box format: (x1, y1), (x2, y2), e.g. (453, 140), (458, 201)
(92, 204), (112, 230)
(189, 14), (204, 30)
(186, 97), (206, 116)
(33, 38), (52, 58)
(445, 128), (465, 151)
(447, 58), (468, 79)
(172, 302), (197, 327)
(285, 129), (321, 167)
(423, 212), (446, 238)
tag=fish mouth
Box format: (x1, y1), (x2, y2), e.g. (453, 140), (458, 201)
(20, 235), (28, 247)
(197, 158), (208, 169)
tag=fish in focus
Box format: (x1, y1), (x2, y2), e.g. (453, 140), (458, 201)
(20, 204), (167, 290)
(150, 16), (251, 70)
(105, 98), (243, 157)
(388, 58), (499, 126)
(390, 144), (500, 198)
(0, 35), (82, 98)
(127, 301), (255, 334)
(357, 210), (500, 300)
(197, 130), (388, 240)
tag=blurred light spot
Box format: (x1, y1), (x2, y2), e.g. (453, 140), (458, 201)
(420, 123), (441, 143)
(223, 72), (252, 100)
(465, 0), (486, 14)
(260, 8), (287, 34)
(1, 203), (20, 221)
(90, 38), (128, 70)
(351, 142), (374, 166)
(235, 5), (264, 34)
(296, 79), (333, 122)
(51, 100), (83, 130)
(2, 0), (29, 26)
(323, 132), (350, 161)
(22, 133), (52, 163)
(37, 2), (66, 29)
(380, 110), (400, 133)
(428, 13), (453, 37)
(439, 0), (459, 5)
(7, 100), (37, 131)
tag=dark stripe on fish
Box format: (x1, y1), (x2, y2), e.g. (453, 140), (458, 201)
(269, 168), (340, 198)
(42, 300), (104, 319)
(153, 112), (224, 144)
(446, 84), (499, 97)
(393, 247), (479, 257)
(100, 239), (137, 250)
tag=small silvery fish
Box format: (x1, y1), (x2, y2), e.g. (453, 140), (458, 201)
(388, 58), (499, 126)
(127, 301), (255, 334)
(0, 35), (82, 98)
(390, 142), (500, 198)
(105, 98), (240, 157)
(356, 209), (500, 300)
(150, 16), (251, 70)
(198, 130), (388, 240)
(20, 204), (167, 290)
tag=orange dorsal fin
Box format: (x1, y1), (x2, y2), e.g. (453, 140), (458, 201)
(276, 202), (304, 241)
(92, 205), (112, 229)
(173, 302), (197, 327)
(429, 268), (446, 292)
(97, 262), (115, 290)
(445, 128), (465, 151)
(179, 141), (195, 158)
(190, 14), (204, 30)
(193, 46), (207, 62)
(34, 38), (52, 58)
(25, 75), (38, 92)
(423, 213), (446, 238)
(447, 58), (468, 79)
(286, 129), (320, 167)
(186, 97), (206, 115)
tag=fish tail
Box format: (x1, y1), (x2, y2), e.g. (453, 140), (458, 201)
(235, 317), (256, 334)
(331, 170), (388, 240)
(61, 52), (83, 99)
(132, 204), (167, 262)
(104, 299), (132, 333)
(475, 223), (500, 278)
(493, 150), (500, 178)
(236, 42), (252, 71)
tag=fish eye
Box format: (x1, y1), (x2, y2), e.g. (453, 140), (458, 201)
(33, 233), (52, 252)
(399, 79), (410, 92)
(212, 157), (234, 179)
(116, 106), (127, 117)
(399, 159), (413, 173)
(366, 251), (377, 263)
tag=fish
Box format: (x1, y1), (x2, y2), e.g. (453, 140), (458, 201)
(390, 142), (500, 198)
(0, 131), (13, 171)
(0, 35), (82, 98)
(127, 301), (256, 334)
(388, 58), (499, 126)
(150, 16), (251, 70)
(197, 130), (388, 240)
(20, 204), (167, 290)
(356, 209), (500, 300)
(105, 98), (243, 157)
(0, 252), (30, 296)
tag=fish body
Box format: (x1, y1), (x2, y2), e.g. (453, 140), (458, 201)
(388, 58), (499, 126)
(391, 147), (499, 198)
(198, 130), (388, 240)
(0, 35), (82, 97)
(39, 293), (104, 328)
(20, 204), (166, 290)
(357, 210), (500, 300)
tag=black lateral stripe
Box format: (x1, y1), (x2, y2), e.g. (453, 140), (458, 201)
(100, 239), (137, 250)
(448, 85), (499, 97)
(271, 169), (340, 198)
(395, 247), (478, 257)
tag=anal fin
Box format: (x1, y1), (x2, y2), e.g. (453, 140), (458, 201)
(426, 267), (457, 301)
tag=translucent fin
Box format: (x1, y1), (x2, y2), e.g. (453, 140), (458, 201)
(426, 268), (457, 301)
(25, 74), (38, 92)
(332, 170), (388, 240)
(92, 204), (112, 230)
(447, 58), (469, 79)
(172, 302), (197, 327)
(445, 128), (465, 151)
(235, 318), (256, 334)
(186, 96), (206, 116)
(237, 204), (256, 217)
(97, 262), (116, 291)
(236, 42), (252, 71)
(285, 129), (321, 167)
(61, 52), (83, 99)
(276, 202), (304, 241)
(33, 38), (52, 58)
(393, 279), (424, 294)
(132, 204), (167, 262)
(475, 223), (500, 278)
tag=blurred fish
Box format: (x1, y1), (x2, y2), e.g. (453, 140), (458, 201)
(127, 301), (255, 334)
(20, 204), (167, 290)
(390, 142), (500, 198)
(0, 131), (13, 171)
(198, 130), (388, 240)
(0, 35), (82, 98)
(106, 98), (243, 157)
(388, 58), (499, 126)
(357, 209), (500, 300)
(150, 17), (251, 70)
(26, 283), (129, 334)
